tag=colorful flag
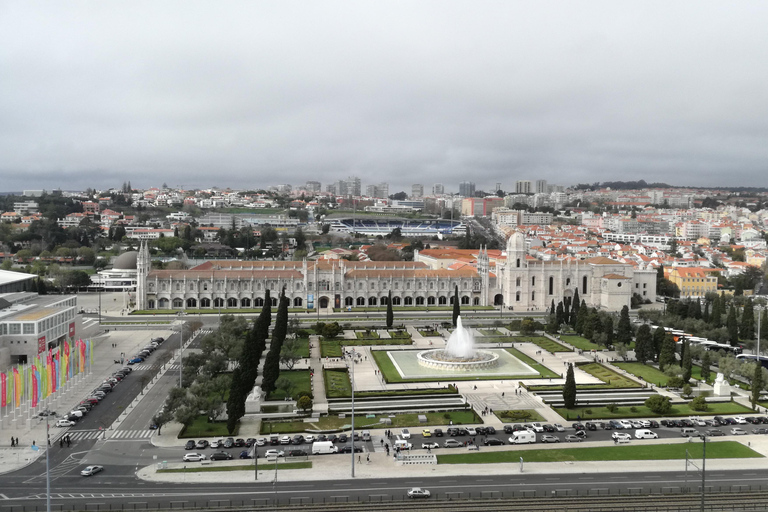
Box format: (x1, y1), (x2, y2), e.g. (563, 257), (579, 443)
(13, 367), (21, 407)
(31, 365), (39, 408)
(79, 339), (86, 373)
(88, 339), (93, 367)
(1, 372), (6, 408)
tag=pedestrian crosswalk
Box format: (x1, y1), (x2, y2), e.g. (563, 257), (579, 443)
(64, 429), (155, 441)
(129, 363), (179, 371)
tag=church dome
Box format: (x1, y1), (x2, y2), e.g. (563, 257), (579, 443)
(113, 251), (138, 270)
(507, 231), (526, 252)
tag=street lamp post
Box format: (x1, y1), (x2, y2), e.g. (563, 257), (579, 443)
(350, 349), (356, 478)
(177, 311), (186, 387)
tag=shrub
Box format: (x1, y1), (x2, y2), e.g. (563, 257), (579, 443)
(443, 412), (452, 419)
(690, 396), (709, 411)
(645, 395), (672, 414)
(606, 403), (618, 413)
(667, 376), (684, 388)
(630, 406), (638, 413)
(584, 409), (593, 415)
(682, 384), (692, 397)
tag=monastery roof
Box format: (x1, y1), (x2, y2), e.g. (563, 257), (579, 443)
(148, 269), (304, 279)
(602, 273), (630, 280)
(345, 267), (478, 279)
(584, 256), (622, 265)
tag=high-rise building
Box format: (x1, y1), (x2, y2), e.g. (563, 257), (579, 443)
(515, 180), (532, 194)
(495, 183), (502, 193)
(346, 176), (361, 197)
(336, 179), (348, 196)
(433, 183), (444, 195)
(305, 181), (321, 193)
(535, 179), (548, 194)
(412, 184), (423, 198)
(366, 183), (389, 199)
(365, 184), (377, 198)
(459, 181), (476, 197)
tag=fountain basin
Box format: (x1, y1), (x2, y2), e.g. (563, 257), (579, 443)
(417, 349), (499, 371)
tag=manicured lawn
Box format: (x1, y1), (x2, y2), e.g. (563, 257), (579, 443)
(341, 338), (412, 347)
(437, 441), (761, 464)
(355, 330), (380, 339)
(495, 409), (547, 423)
(388, 330), (412, 340)
(578, 363), (641, 388)
(320, 339), (343, 358)
(159, 462), (312, 473)
(556, 401), (755, 421)
(261, 410), (480, 434)
(614, 362), (670, 387)
(324, 369), (352, 398)
(295, 337), (310, 358)
(528, 337), (572, 353)
(560, 335), (600, 351)
(418, 329), (443, 337)
(179, 415), (234, 438)
(267, 370), (311, 401)
(479, 329), (503, 336)
(690, 365), (713, 384)
(356, 386), (457, 398)
(505, 347), (561, 379)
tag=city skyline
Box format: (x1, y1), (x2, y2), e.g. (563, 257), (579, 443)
(2, 2), (767, 192)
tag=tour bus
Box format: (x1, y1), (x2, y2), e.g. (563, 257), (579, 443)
(737, 354), (768, 369)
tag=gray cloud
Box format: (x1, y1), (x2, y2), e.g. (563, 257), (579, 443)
(1, 1), (767, 193)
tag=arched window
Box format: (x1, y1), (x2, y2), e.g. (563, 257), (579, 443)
(532, 276), (536, 286)
(271, 297), (278, 306)
(241, 298), (251, 307)
(414, 296), (424, 305)
(227, 298), (238, 308)
(172, 298), (183, 308)
(427, 296), (436, 305)
(161, 283), (167, 291)
(549, 276), (554, 295)
(200, 298), (211, 308)
(566, 278), (571, 286)
(357, 297), (365, 306)
(214, 298), (225, 308)
(438, 296), (447, 305)
(254, 297), (264, 307)
(368, 297), (377, 306)
(148, 300), (156, 309)
(189, 283), (196, 291)
(345, 297), (353, 306)
(404, 296), (412, 305)
(516, 277), (521, 287)
(515, 291), (520, 302)
(449, 295), (455, 305)
(203, 283), (208, 291)
(532, 292), (536, 301)
(158, 298), (169, 309)
(175, 283), (181, 291)
(148, 283), (155, 291)
(583, 275), (588, 294)
(473, 297), (480, 305)
(392, 296), (401, 305)
(516, 258), (520, 268)
(461, 296), (470, 305)
(293, 297), (303, 307)
(380, 295), (388, 305)
(186, 298), (197, 308)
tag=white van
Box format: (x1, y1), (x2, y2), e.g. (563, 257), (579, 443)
(394, 438), (412, 450)
(681, 428), (698, 437)
(509, 430), (536, 444)
(361, 430), (371, 441)
(312, 441), (338, 454)
(69, 410), (84, 418)
(635, 429), (658, 439)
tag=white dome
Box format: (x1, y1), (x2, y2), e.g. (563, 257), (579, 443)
(507, 231), (525, 252)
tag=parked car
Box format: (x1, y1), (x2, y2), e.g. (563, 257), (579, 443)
(730, 428), (747, 435)
(264, 449), (285, 458)
(407, 488), (431, 499)
(339, 445), (363, 453)
(304, 435), (315, 443)
(572, 423), (585, 431)
(234, 438), (246, 447)
(433, 428), (444, 437)
(239, 450), (252, 459)
(210, 451), (233, 461)
(291, 435), (304, 445)
(483, 438), (504, 446)
(703, 429), (725, 437)
(553, 424), (565, 432)
(574, 430), (587, 438)
(80, 465), (104, 476)
(486, 426), (496, 435)
(585, 422), (597, 431)
(564, 435), (582, 442)
(612, 432), (631, 441)
(210, 439), (224, 448)
(338, 434), (348, 443)
(422, 429), (432, 437)
(465, 427), (477, 436)
(540, 434), (560, 443)
(288, 449), (308, 457)
(224, 437), (235, 448)
(183, 453), (206, 462)
(422, 442), (440, 449)
(184, 440), (196, 450)
(56, 419), (75, 427)
(401, 429), (411, 439)
(648, 420), (660, 428)
(443, 439), (462, 448)
(196, 440), (209, 449)
(752, 428), (768, 435)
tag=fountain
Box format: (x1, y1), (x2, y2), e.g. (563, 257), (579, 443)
(417, 316), (499, 371)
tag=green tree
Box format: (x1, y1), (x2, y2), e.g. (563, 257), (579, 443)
(616, 305), (632, 345)
(297, 395), (313, 412)
(689, 396), (708, 412)
(570, 289), (580, 327)
(652, 326), (666, 361)
(710, 295), (722, 327)
(563, 363), (576, 409)
(752, 362), (764, 410)
(386, 290), (393, 328)
(681, 340), (692, 383)
(645, 395), (672, 414)
(555, 302), (565, 327)
(634, 324), (653, 364)
(603, 316), (614, 346)
(452, 285), (460, 327)
(741, 298), (755, 340)
(262, 291), (289, 395)
(700, 351), (711, 382)
(659, 332), (677, 372)
(726, 302), (739, 345)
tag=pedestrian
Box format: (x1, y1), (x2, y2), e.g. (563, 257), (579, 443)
(15, 437), (18, 446)
(502, 392), (505, 397)
(10, 437), (14, 447)
(60, 438), (64, 448)
(380, 439), (384, 446)
(358, 455), (361, 464)
(67, 436), (71, 447)
(366, 454), (370, 463)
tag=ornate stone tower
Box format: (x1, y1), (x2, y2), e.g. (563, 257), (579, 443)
(477, 245), (490, 306)
(135, 241), (151, 310)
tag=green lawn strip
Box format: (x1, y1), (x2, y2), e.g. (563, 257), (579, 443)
(179, 416), (234, 438)
(372, 349), (550, 383)
(340, 338), (412, 346)
(478, 329), (503, 336)
(528, 338), (572, 353)
(388, 330), (412, 340)
(260, 410), (481, 434)
(418, 329), (443, 337)
(559, 335), (600, 351)
(324, 369), (352, 399)
(690, 365), (713, 384)
(293, 337), (310, 358)
(266, 370), (311, 401)
(355, 386), (457, 398)
(578, 363), (640, 388)
(504, 347), (560, 379)
(159, 462), (312, 473)
(555, 401), (755, 421)
(613, 362), (670, 387)
(495, 409), (547, 423)
(320, 339), (343, 358)
(437, 441), (761, 464)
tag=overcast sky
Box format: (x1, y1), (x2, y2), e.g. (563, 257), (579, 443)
(1, 1), (767, 194)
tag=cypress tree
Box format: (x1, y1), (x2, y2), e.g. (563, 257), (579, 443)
(659, 332), (677, 372)
(262, 290), (289, 395)
(570, 290), (580, 328)
(575, 300), (587, 335)
(555, 302), (565, 327)
(700, 351), (711, 382)
(682, 340), (692, 383)
(563, 297), (572, 324)
(386, 290), (393, 328)
(652, 326), (666, 361)
(635, 324), (652, 364)
(760, 310), (768, 346)
(452, 285), (460, 327)
(617, 305), (632, 345)
(563, 363), (576, 409)
(603, 316), (614, 346)
(741, 298), (755, 340)
(711, 295), (722, 327)
(550, 299), (556, 315)
(727, 302), (739, 346)
(702, 301), (710, 323)
(225, 366), (246, 434)
(694, 299), (702, 320)
(752, 363), (763, 410)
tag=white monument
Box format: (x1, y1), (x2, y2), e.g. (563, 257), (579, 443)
(245, 385), (264, 413)
(713, 373), (730, 397)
